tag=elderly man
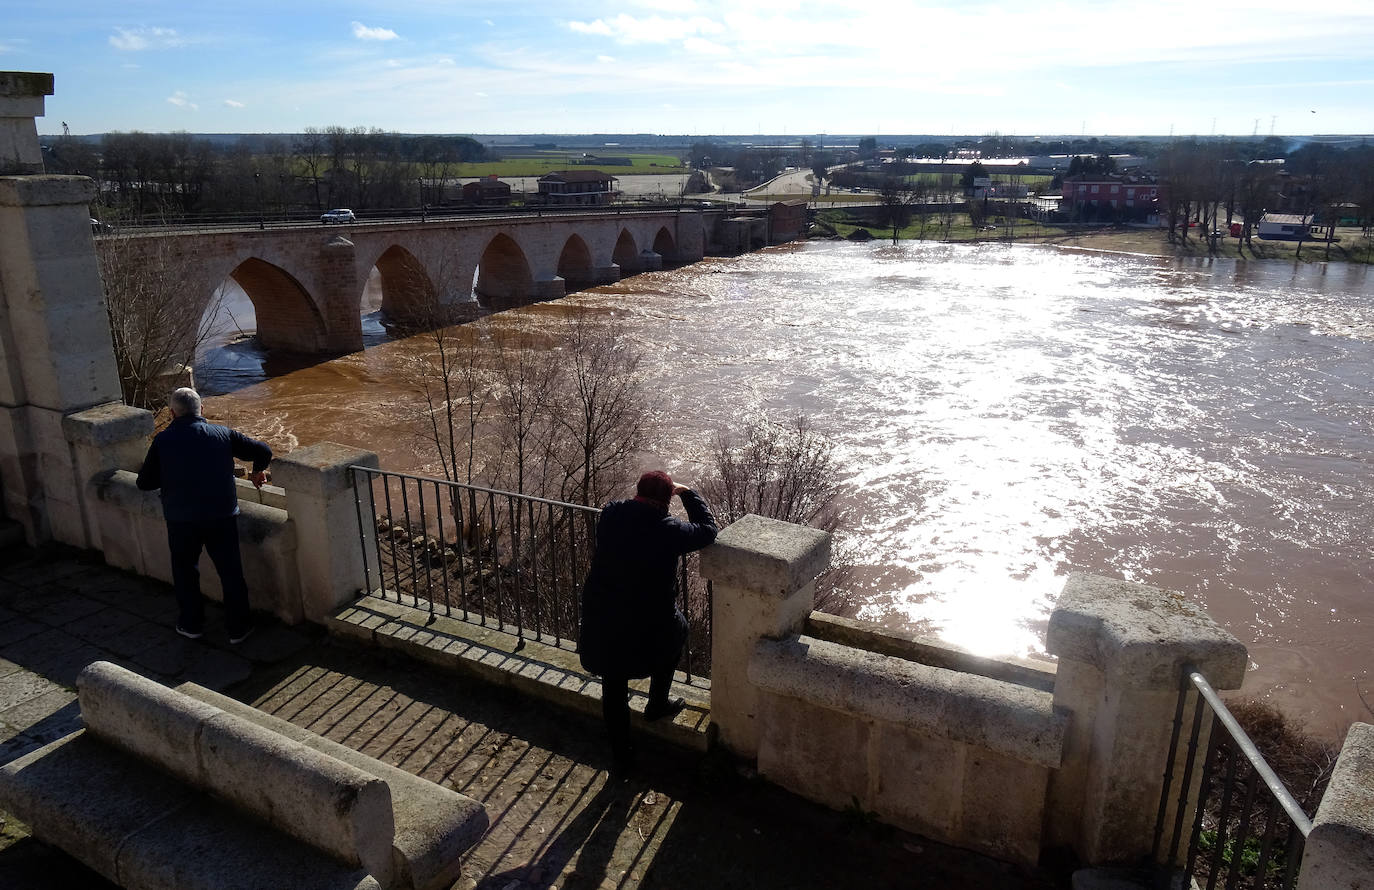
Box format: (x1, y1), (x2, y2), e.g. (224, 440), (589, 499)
(136, 387), (272, 644)
(579, 470), (718, 774)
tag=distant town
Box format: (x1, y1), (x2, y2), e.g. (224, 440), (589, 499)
(44, 127), (1374, 262)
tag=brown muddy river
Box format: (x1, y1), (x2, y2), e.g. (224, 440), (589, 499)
(199, 240), (1373, 739)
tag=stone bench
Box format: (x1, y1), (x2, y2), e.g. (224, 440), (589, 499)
(0, 662), (487, 890)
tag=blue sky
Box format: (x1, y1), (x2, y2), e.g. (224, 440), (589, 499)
(4, 0), (1372, 137)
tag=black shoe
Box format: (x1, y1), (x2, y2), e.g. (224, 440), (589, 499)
(176, 624), (204, 640)
(643, 697), (686, 722)
(228, 625), (255, 645)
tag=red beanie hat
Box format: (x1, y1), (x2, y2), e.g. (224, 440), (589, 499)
(636, 470), (674, 507)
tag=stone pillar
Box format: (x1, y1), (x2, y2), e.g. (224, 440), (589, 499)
(698, 514), (830, 759)
(674, 216), (706, 263)
(61, 403), (154, 548)
(316, 234), (364, 353)
(591, 264), (620, 285)
(1298, 722), (1374, 890)
(1044, 573), (1247, 864)
(531, 277), (566, 302)
(271, 442), (379, 621)
(0, 72), (49, 173)
(0, 71), (124, 546)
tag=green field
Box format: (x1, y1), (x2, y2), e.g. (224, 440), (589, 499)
(452, 152), (686, 177)
(815, 208), (1069, 242)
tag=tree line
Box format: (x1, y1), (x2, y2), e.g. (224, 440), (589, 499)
(1153, 140), (1374, 256)
(45, 128), (488, 222)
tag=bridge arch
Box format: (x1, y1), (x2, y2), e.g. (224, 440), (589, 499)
(229, 258), (329, 353)
(612, 229), (639, 274)
(475, 233), (533, 308)
(652, 226), (676, 263)
(557, 234), (595, 292)
(373, 245), (437, 322)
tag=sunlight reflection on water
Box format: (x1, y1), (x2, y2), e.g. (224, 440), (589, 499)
(200, 240), (1374, 735)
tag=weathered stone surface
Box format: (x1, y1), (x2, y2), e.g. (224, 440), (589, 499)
(180, 681), (489, 890)
(960, 747), (1050, 866)
(749, 635), (1066, 768)
(873, 724), (965, 841)
(116, 801), (383, 890)
(1299, 721), (1374, 890)
(700, 513), (830, 598)
(60, 402), (153, 446)
(1047, 573), (1247, 689)
(1046, 573), (1251, 867)
(806, 611), (1057, 692)
(0, 731), (193, 880)
(272, 443), (379, 498)
(76, 661), (220, 781)
(198, 710), (395, 885)
(755, 691), (869, 812)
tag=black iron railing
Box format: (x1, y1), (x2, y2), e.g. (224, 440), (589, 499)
(1153, 669), (1313, 890)
(348, 465), (712, 679)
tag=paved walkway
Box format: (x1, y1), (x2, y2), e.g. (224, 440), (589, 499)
(0, 548), (1066, 889)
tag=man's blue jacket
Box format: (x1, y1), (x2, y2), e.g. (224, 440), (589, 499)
(136, 415), (273, 523)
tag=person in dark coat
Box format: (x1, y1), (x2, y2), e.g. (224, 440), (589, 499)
(579, 470), (718, 773)
(136, 387), (272, 644)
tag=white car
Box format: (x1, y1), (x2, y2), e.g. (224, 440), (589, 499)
(320, 209), (356, 224)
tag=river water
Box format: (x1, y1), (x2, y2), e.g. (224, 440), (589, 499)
(199, 241), (1373, 738)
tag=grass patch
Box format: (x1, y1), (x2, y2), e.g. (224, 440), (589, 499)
(452, 152), (686, 178)
(810, 210), (1374, 264)
(815, 209), (1071, 243)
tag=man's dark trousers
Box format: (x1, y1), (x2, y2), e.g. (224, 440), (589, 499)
(167, 515), (251, 637)
(601, 660), (676, 769)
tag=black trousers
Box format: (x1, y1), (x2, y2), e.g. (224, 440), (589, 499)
(166, 515), (251, 637)
(601, 661), (676, 765)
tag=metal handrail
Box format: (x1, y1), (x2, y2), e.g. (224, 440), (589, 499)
(347, 464), (712, 680)
(1187, 670), (1313, 837)
(1153, 664), (1314, 890)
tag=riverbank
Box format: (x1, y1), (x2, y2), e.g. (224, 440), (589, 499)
(815, 212), (1374, 264)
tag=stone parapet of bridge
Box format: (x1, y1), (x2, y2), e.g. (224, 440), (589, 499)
(102, 207), (726, 356)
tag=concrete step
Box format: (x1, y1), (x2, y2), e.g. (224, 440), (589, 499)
(327, 592), (711, 754)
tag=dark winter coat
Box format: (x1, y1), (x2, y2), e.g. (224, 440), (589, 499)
(136, 415), (273, 523)
(578, 489), (718, 679)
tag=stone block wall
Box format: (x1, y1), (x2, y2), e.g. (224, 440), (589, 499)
(748, 635), (1065, 865)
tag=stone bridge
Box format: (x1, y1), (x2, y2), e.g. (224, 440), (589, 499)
(104, 208), (748, 354)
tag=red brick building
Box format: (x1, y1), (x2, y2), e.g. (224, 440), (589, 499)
(461, 175), (512, 206)
(1060, 175), (1158, 221)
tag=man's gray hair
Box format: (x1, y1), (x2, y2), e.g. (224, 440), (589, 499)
(169, 387), (202, 417)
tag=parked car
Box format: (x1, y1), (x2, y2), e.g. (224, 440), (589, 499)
(320, 209), (356, 224)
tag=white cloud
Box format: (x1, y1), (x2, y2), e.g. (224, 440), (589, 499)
(567, 14), (724, 44)
(484, 19), (494, 26)
(109, 27), (185, 51)
(684, 37), (728, 55)
(568, 19), (614, 36)
(352, 21), (399, 41)
(166, 91), (198, 111)
(224, 99), (245, 108)
(597, 54), (616, 63)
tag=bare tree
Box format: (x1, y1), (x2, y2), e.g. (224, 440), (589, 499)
(97, 228), (223, 413)
(550, 313), (648, 508)
(491, 330), (560, 499)
(701, 414), (844, 532)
